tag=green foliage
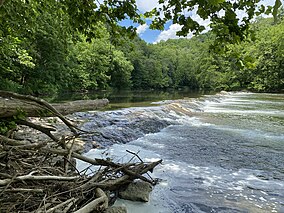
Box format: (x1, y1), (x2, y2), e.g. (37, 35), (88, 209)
(0, 1), (283, 95)
(0, 110), (26, 135)
(65, 26), (134, 91)
(118, 35), (219, 90)
(2, 0), (280, 51)
(148, 0), (282, 51)
(0, 120), (16, 135)
(1, 1), (135, 93)
(0, 0), (71, 94)
(61, 0), (145, 41)
(109, 50), (133, 89)
(213, 18), (284, 91)
(67, 34), (112, 90)
(117, 18), (284, 92)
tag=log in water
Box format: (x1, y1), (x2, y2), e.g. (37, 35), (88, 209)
(0, 97), (109, 118)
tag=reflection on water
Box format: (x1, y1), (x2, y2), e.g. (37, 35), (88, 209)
(48, 89), (214, 110)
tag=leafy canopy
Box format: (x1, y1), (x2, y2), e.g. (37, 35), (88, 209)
(62, 0), (282, 45)
(1, 0), (282, 45)
(147, 0), (282, 50)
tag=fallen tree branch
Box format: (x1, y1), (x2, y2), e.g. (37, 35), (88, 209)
(93, 174), (132, 190)
(63, 199), (78, 213)
(126, 149), (144, 162)
(73, 188), (108, 213)
(0, 90), (77, 134)
(4, 141), (48, 150)
(0, 92), (109, 118)
(0, 135), (27, 146)
(0, 174), (80, 186)
(16, 119), (59, 142)
(79, 169), (106, 191)
(0, 91), (162, 212)
(4, 188), (44, 193)
(41, 148), (98, 164)
(45, 197), (77, 213)
(95, 158), (158, 184)
(65, 138), (76, 174)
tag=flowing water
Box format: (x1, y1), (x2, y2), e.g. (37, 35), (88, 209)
(76, 92), (284, 213)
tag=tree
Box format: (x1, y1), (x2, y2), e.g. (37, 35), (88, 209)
(1, 1), (283, 94)
(67, 34), (112, 91)
(210, 17), (284, 92)
(59, 0), (282, 46)
(2, 1), (281, 44)
(148, 0), (282, 48)
(250, 18), (284, 91)
(0, 0), (71, 94)
(109, 50), (133, 89)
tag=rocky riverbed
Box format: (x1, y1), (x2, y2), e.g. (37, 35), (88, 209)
(12, 92), (284, 212)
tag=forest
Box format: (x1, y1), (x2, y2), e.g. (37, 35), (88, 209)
(1, 1), (284, 95)
(1, 1), (284, 212)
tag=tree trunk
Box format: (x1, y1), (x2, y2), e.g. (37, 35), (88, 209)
(0, 97), (109, 118)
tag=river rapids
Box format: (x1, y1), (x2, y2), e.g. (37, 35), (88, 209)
(76, 92), (284, 213)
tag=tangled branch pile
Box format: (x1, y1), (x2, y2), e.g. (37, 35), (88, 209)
(0, 91), (162, 212)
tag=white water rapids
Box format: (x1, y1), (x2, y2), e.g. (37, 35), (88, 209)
(76, 92), (284, 213)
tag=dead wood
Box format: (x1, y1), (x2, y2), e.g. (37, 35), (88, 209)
(0, 134), (28, 146)
(0, 90), (109, 118)
(0, 174), (80, 186)
(44, 198), (77, 213)
(0, 91), (161, 212)
(74, 188), (108, 213)
(16, 119), (59, 141)
(0, 143), (162, 212)
(0, 90), (76, 134)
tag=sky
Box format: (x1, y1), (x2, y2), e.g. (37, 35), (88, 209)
(119, 0), (277, 44)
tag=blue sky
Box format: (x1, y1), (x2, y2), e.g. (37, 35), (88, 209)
(119, 19), (172, 43)
(119, 0), (277, 44)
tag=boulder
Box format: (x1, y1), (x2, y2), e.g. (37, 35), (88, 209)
(119, 181), (152, 202)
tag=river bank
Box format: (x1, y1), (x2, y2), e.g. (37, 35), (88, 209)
(0, 92), (162, 212)
(6, 91), (284, 212)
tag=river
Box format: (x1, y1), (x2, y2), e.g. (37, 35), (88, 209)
(76, 91), (284, 213)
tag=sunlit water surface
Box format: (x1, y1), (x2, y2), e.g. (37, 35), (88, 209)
(77, 92), (284, 213)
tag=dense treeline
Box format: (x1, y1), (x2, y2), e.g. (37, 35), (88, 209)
(120, 17), (284, 92)
(1, 0), (283, 94)
(0, 0), (133, 94)
(214, 17), (284, 92)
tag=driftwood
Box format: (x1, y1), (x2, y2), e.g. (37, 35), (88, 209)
(74, 188), (108, 213)
(0, 90), (109, 118)
(0, 174), (80, 186)
(0, 91), (162, 212)
(0, 141), (161, 212)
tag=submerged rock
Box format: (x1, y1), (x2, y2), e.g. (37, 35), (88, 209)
(80, 109), (173, 151)
(119, 181), (153, 202)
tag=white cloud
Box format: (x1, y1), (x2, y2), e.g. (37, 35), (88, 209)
(136, 24), (149, 35)
(136, 0), (159, 12)
(154, 14), (210, 43)
(259, 0), (277, 7)
(154, 24), (183, 43)
(230, 0), (276, 23)
(152, 0), (277, 43)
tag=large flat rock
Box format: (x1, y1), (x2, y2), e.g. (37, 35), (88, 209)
(119, 181), (152, 202)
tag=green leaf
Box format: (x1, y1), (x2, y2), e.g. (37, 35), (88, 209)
(209, 0), (225, 6)
(273, 0), (282, 23)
